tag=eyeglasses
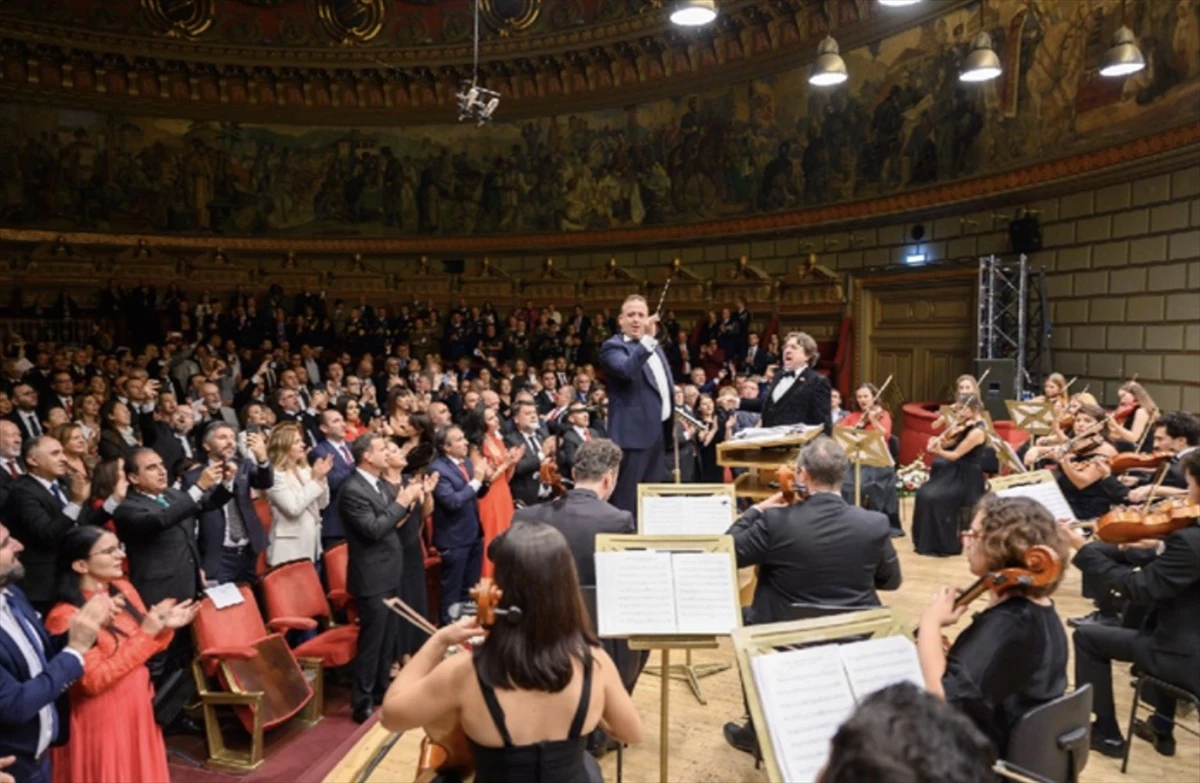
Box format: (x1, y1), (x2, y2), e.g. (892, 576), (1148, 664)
(90, 543), (125, 559)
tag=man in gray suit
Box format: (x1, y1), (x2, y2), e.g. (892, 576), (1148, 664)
(510, 438), (640, 756)
(722, 436), (902, 754)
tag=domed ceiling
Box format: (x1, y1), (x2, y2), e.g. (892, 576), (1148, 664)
(0, 0), (955, 123)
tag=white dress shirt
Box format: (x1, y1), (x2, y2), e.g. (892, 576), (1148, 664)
(1, 457), (22, 478)
(625, 334), (672, 421)
(31, 473), (81, 521)
(770, 367), (805, 403)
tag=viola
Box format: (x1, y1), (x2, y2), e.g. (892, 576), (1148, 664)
(777, 465), (809, 505)
(539, 458), (568, 498)
(1109, 451), (1172, 474)
(414, 579), (502, 782)
(1153, 497), (1200, 526)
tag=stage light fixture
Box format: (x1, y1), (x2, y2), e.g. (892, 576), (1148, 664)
(670, 0), (717, 27)
(1099, 25), (1145, 77)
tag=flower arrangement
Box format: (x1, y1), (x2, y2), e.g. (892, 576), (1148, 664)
(896, 460), (929, 495)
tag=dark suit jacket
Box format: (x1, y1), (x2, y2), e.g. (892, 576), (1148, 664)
(738, 366), (832, 434)
(139, 414), (197, 480)
(429, 455), (488, 550)
(309, 440), (357, 540)
(98, 428), (139, 463)
(512, 488), (634, 586)
(337, 471), (414, 597)
(0, 584), (82, 762)
(6, 411), (42, 442)
(504, 428), (550, 508)
(184, 460), (273, 578)
(598, 334), (674, 450)
(533, 390), (555, 416)
(729, 493), (901, 624)
(1073, 528), (1200, 695)
(114, 486), (232, 606)
(0, 468), (16, 510)
(741, 346), (768, 376)
(2, 476), (95, 608)
(556, 427), (602, 481)
(277, 410), (321, 448)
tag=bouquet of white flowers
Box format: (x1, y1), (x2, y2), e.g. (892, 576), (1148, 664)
(896, 460), (929, 494)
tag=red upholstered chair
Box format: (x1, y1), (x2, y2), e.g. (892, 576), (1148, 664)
(254, 496), (273, 576)
(191, 584), (323, 771)
(321, 541), (357, 622)
(260, 559), (358, 669)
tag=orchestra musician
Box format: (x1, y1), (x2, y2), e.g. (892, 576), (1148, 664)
(911, 396), (990, 557)
(917, 495), (1069, 754)
(1106, 381), (1158, 448)
(932, 375), (981, 429)
(1032, 373), (1071, 415)
(597, 295), (673, 514)
(380, 522), (644, 782)
(1061, 451), (1200, 758)
(736, 332), (832, 434)
(1044, 403), (1127, 521)
(1125, 411), (1200, 503)
(837, 382), (903, 537)
(722, 436), (901, 755)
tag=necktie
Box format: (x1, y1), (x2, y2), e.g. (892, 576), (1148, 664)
(155, 494), (170, 507)
(339, 443), (353, 464)
(583, 429), (591, 442)
(5, 461), (17, 479)
(49, 482), (67, 508)
(457, 460), (470, 481)
(27, 414), (41, 437)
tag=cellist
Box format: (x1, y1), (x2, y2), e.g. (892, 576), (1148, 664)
(1061, 451), (1200, 759)
(380, 522), (642, 783)
(917, 495), (1069, 754)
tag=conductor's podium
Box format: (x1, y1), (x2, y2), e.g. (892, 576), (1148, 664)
(717, 428), (824, 500)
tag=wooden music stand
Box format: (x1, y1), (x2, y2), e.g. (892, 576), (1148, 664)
(1005, 400), (1056, 436)
(831, 428), (892, 508)
(595, 534), (742, 783)
(717, 428), (823, 500)
(731, 609), (906, 783)
(635, 484), (738, 704)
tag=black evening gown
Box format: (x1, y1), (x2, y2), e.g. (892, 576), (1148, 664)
(911, 422), (989, 556)
(394, 476), (432, 659)
(942, 597), (1068, 754)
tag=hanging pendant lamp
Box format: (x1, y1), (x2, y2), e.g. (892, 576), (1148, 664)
(670, 0), (717, 27)
(1099, 25), (1146, 77)
(809, 36), (848, 86)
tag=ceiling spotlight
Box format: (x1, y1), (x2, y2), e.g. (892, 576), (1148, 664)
(457, 82), (501, 125)
(1099, 25), (1146, 77)
(670, 0), (717, 27)
(959, 32), (1002, 82)
(809, 36), (848, 86)
(878, 0), (922, 6)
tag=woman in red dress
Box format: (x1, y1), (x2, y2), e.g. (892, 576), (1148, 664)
(45, 526), (198, 783)
(463, 406), (525, 578)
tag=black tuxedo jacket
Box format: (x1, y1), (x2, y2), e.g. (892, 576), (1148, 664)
(556, 427), (602, 481)
(1073, 527), (1200, 695)
(2, 476), (97, 608)
(729, 493), (901, 624)
(505, 426), (551, 507)
(738, 366), (832, 433)
(114, 486), (232, 606)
(512, 488), (634, 586)
(338, 472), (415, 597)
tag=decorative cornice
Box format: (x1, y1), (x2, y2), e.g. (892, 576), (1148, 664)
(2, 124), (1195, 255)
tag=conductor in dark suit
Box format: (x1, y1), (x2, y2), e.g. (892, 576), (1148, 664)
(114, 449), (230, 685)
(509, 437), (641, 756)
(338, 433), (425, 723)
(737, 331), (832, 434)
(1067, 450), (1200, 758)
(722, 436), (902, 754)
(185, 423), (273, 585)
(598, 295), (674, 514)
(1, 437), (94, 615)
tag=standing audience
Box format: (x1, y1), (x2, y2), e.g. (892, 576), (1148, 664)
(265, 423), (331, 566)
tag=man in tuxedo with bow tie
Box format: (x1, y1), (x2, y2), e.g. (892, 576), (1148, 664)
(737, 331), (832, 434)
(0, 522), (111, 783)
(598, 295), (674, 514)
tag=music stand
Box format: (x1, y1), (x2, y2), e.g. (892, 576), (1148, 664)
(595, 534), (741, 783)
(832, 427), (892, 508)
(1005, 400), (1056, 437)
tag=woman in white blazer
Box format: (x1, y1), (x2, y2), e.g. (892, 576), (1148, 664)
(265, 421), (333, 566)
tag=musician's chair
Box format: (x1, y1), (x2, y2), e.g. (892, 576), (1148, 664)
(1122, 674), (1200, 774)
(997, 685), (1092, 783)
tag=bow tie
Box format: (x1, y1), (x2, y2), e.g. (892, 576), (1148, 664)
(780, 370), (797, 380)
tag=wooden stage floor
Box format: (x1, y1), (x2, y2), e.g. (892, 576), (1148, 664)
(326, 535), (1200, 783)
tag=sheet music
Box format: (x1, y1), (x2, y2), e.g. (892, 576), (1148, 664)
(995, 478), (1074, 521)
(837, 636), (924, 702)
(594, 551), (677, 636)
(752, 646), (857, 783)
(670, 553), (740, 635)
(731, 423), (822, 443)
(204, 583), (244, 609)
(641, 494), (734, 536)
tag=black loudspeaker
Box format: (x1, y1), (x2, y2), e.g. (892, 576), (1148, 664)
(974, 359), (1015, 421)
(1009, 211), (1042, 254)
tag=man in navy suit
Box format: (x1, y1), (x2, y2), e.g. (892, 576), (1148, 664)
(598, 294), (674, 514)
(185, 423), (273, 585)
(308, 409), (357, 549)
(430, 425), (492, 625)
(0, 522), (109, 783)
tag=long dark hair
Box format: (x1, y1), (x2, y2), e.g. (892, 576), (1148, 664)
(477, 522), (598, 692)
(461, 407), (489, 450)
(55, 526), (143, 645)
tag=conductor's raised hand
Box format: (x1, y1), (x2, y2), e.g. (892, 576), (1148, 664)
(646, 312), (659, 338)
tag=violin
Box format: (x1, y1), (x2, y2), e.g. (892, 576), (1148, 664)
(1109, 451), (1173, 474)
(539, 458), (569, 498)
(853, 375), (894, 431)
(1152, 497), (1200, 526)
(1081, 463), (1194, 544)
(413, 579), (502, 782)
(777, 465), (809, 504)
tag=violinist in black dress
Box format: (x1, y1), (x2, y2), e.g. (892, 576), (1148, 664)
(912, 396), (991, 556)
(380, 522), (642, 783)
(1052, 404), (1126, 521)
(917, 495), (1069, 755)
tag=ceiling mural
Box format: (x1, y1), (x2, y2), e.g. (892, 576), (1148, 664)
(0, 0), (1196, 242)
